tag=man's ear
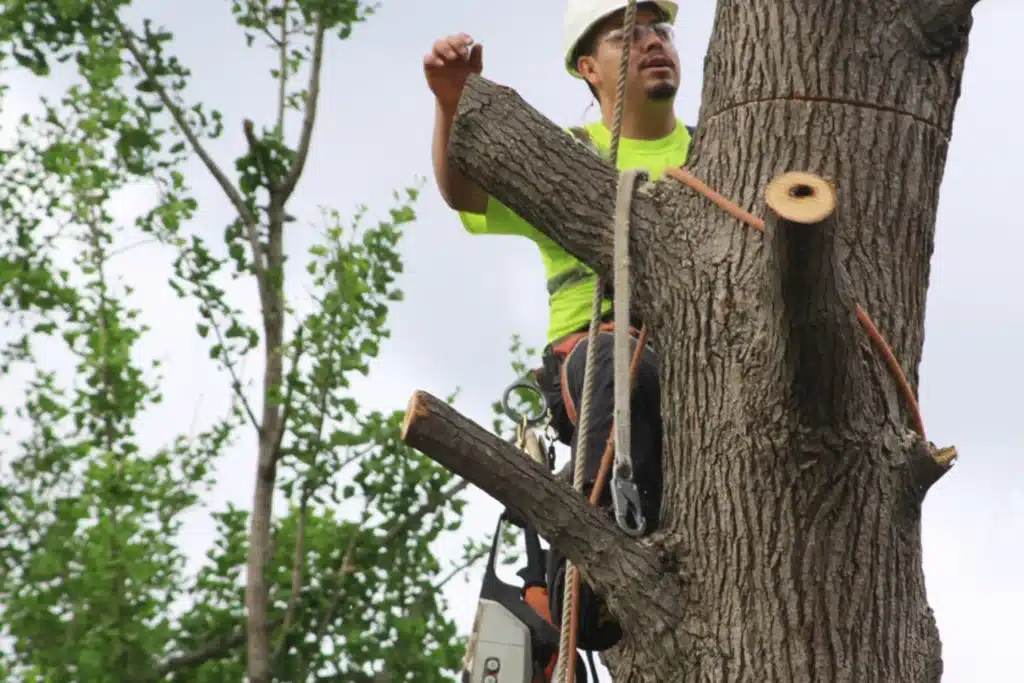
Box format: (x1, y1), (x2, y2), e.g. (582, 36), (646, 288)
(576, 55), (600, 89)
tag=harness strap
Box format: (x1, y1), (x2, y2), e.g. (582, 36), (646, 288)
(552, 322), (641, 425)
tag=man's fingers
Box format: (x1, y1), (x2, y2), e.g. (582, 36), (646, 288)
(431, 34), (475, 62)
(436, 42), (459, 60)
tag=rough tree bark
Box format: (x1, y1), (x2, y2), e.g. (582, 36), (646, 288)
(402, 1), (978, 681)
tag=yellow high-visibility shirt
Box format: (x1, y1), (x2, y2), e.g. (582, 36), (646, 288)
(458, 119), (692, 344)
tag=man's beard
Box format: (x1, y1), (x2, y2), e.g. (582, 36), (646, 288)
(646, 81), (678, 101)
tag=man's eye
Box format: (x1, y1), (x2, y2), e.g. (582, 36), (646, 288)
(653, 23), (674, 41)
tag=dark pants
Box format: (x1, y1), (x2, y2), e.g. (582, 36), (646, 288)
(539, 328), (663, 529)
(537, 327), (663, 652)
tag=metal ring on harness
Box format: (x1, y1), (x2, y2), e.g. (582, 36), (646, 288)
(500, 377), (548, 428)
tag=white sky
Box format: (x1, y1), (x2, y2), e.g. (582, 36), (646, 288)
(2, 1), (1022, 681)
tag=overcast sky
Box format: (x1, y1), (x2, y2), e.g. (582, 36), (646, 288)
(3, 0), (1022, 680)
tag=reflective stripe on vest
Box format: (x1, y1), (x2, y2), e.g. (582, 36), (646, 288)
(546, 263), (595, 296)
(544, 124), (696, 299)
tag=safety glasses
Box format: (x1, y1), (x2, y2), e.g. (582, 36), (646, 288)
(601, 21), (674, 46)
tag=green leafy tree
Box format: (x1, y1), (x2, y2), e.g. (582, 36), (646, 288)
(0, 1), (525, 681)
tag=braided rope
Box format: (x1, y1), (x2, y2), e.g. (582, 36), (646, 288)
(555, 3), (638, 681)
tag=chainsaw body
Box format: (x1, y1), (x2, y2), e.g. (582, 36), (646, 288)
(464, 597), (534, 682)
(462, 512), (587, 683)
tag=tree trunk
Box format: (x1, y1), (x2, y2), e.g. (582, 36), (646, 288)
(402, 1), (978, 681)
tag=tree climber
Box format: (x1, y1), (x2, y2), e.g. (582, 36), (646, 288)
(424, 0), (693, 656)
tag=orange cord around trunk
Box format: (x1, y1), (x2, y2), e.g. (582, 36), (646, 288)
(558, 167), (925, 683)
(664, 166), (925, 439)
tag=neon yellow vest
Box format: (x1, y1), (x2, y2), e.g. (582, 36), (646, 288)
(458, 119), (693, 344)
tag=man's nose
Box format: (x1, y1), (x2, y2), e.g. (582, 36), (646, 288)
(638, 27), (666, 51)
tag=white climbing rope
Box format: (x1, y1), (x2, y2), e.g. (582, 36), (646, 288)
(555, 2), (639, 681)
(613, 168), (641, 482)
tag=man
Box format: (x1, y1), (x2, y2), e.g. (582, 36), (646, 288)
(424, 0), (692, 653)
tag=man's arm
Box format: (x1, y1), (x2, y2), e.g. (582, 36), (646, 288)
(432, 100), (488, 214)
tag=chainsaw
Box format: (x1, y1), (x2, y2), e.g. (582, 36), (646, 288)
(461, 408), (596, 683)
(461, 510), (592, 683)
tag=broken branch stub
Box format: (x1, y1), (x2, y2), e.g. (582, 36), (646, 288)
(447, 73), (664, 286)
(399, 390), (683, 626)
(905, 0), (980, 54)
(764, 171), (868, 429)
(904, 437), (959, 496)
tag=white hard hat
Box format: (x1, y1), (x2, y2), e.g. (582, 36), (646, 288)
(562, 0), (678, 78)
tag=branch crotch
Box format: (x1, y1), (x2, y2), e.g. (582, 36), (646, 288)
(399, 390), (685, 630)
(764, 172), (866, 429)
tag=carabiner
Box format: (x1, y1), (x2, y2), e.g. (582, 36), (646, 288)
(611, 477), (647, 537)
(500, 377), (548, 428)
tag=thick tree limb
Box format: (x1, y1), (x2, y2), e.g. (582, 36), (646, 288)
(400, 390), (684, 628)
(763, 172), (866, 428)
(905, 0), (980, 54)
(448, 74), (665, 287)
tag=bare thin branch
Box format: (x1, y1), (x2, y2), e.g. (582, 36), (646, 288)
(433, 545), (489, 591)
(139, 615), (283, 682)
(311, 531), (359, 642)
(276, 0), (291, 136)
(210, 315), (261, 433)
(118, 17), (271, 307)
(383, 478), (469, 546)
(114, 20), (258, 230)
(271, 326), (304, 466)
(294, 529), (360, 680)
(278, 15), (326, 200)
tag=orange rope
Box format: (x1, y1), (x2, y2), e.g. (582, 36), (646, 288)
(556, 163), (922, 683)
(663, 166), (925, 439)
(560, 167), (923, 679)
